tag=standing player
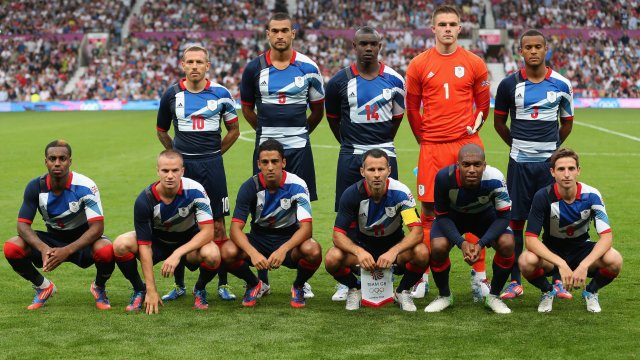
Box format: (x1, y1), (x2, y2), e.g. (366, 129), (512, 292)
(324, 26), (406, 301)
(405, 5), (491, 300)
(113, 150), (221, 314)
(494, 29), (574, 300)
(325, 149), (428, 312)
(240, 12), (324, 295)
(519, 148), (622, 313)
(157, 45), (240, 302)
(221, 140), (322, 308)
(3, 140), (114, 310)
(425, 145), (515, 314)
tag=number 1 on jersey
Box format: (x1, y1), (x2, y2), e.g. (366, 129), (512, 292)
(443, 83), (449, 100)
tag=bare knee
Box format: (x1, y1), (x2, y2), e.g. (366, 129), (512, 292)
(430, 237), (450, 262)
(324, 247), (345, 272)
(300, 238), (322, 262)
(518, 250), (540, 274)
(220, 240), (240, 264)
(113, 231), (137, 256)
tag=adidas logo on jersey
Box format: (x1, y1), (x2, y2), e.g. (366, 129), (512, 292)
(427, 72), (435, 78)
(177, 103), (183, 108)
(516, 94), (523, 98)
(260, 81), (267, 86)
(349, 92), (356, 97)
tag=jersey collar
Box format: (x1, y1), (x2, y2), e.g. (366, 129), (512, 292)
(519, 66), (552, 81)
(46, 172), (73, 190)
(258, 170), (287, 189)
(553, 182), (581, 201)
(363, 178), (390, 197)
(350, 62), (385, 77)
(178, 78), (211, 91)
(265, 49), (297, 66)
(151, 179), (184, 201)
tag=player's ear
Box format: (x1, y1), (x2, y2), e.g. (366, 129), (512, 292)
(360, 166), (365, 177)
(282, 158), (286, 169)
(291, 29), (296, 39)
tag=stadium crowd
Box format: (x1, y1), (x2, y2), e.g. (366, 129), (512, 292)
(493, 0), (639, 31)
(0, 0), (133, 37)
(1, 0), (639, 101)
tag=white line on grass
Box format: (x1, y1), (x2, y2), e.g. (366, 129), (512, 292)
(238, 130), (640, 156)
(574, 120), (640, 142)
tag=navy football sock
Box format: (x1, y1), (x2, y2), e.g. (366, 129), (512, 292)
(229, 261), (259, 288)
(293, 258), (320, 288)
(511, 229), (523, 284)
(94, 260), (115, 288)
(490, 254), (515, 296)
(524, 268), (552, 293)
(195, 266), (217, 291)
(173, 262), (186, 288)
(331, 267), (359, 289)
(7, 257), (44, 286)
(258, 269), (269, 285)
(217, 269), (229, 287)
(115, 255), (145, 292)
(586, 268), (617, 293)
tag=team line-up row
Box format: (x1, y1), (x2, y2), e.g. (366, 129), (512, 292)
(4, 7), (622, 314)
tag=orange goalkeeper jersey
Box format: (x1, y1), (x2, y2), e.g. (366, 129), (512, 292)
(406, 46), (490, 143)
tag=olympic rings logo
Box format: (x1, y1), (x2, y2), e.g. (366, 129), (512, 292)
(368, 287), (386, 295)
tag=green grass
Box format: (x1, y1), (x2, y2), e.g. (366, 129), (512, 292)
(0, 109), (638, 359)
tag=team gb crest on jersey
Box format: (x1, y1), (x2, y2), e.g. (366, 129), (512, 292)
(280, 198), (291, 210)
(454, 66), (465, 78)
(178, 207), (190, 217)
(382, 88), (392, 100)
(207, 100), (218, 111)
(385, 206), (396, 217)
(478, 196), (490, 204)
(69, 201), (80, 212)
(546, 91), (557, 104)
(294, 76), (305, 88)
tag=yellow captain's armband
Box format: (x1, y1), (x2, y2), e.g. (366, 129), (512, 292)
(401, 208), (420, 225)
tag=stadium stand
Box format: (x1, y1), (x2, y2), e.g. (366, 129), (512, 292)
(1, 0), (638, 101)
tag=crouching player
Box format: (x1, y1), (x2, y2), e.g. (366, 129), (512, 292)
(4, 140), (114, 310)
(519, 148), (622, 313)
(325, 149), (429, 311)
(425, 144), (515, 314)
(221, 139), (322, 308)
(113, 150), (221, 314)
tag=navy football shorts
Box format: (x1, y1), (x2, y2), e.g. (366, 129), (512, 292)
(246, 232), (296, 269)
(184, 155), (229, 219)
(507, 158), (554, 221)
(546, 240), (597, 273)
(29, 231), (110, 269)
(253, 142), (317, 201)
(334, 153), (398, 212)
(431, 211), (513, 246)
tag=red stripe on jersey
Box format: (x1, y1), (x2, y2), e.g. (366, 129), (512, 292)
(137, 240), (152, 245)
(326, 113), (339, 119)
(561, 116), (574, 121)
(333, 226), (347, 234)
(225, 117), (239, 124)
(599, 228), (612, 235)
(407, 222), (422, 227)
(156, 126), (168, 132)
(231, 218), (246, 225)
(299, 218), (312, 223)
(87, 216), (104, 222)
(493, 109), (508, 115)
(392, 114), (403, 119)
(198, 220), (214, 225)
(18, 218), (33, 224)
(497, 206), (511, 212)
(309, 99), (325, 104)
(525, 232), (539, 238)
(241, 100), (255, 106)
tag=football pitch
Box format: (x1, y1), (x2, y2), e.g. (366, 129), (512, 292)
(0, 108), (638, 359)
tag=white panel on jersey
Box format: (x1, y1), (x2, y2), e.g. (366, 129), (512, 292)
(260, 126), (308, 149)
(352, 143), (396, 156)
(175, 92), (185, 119)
